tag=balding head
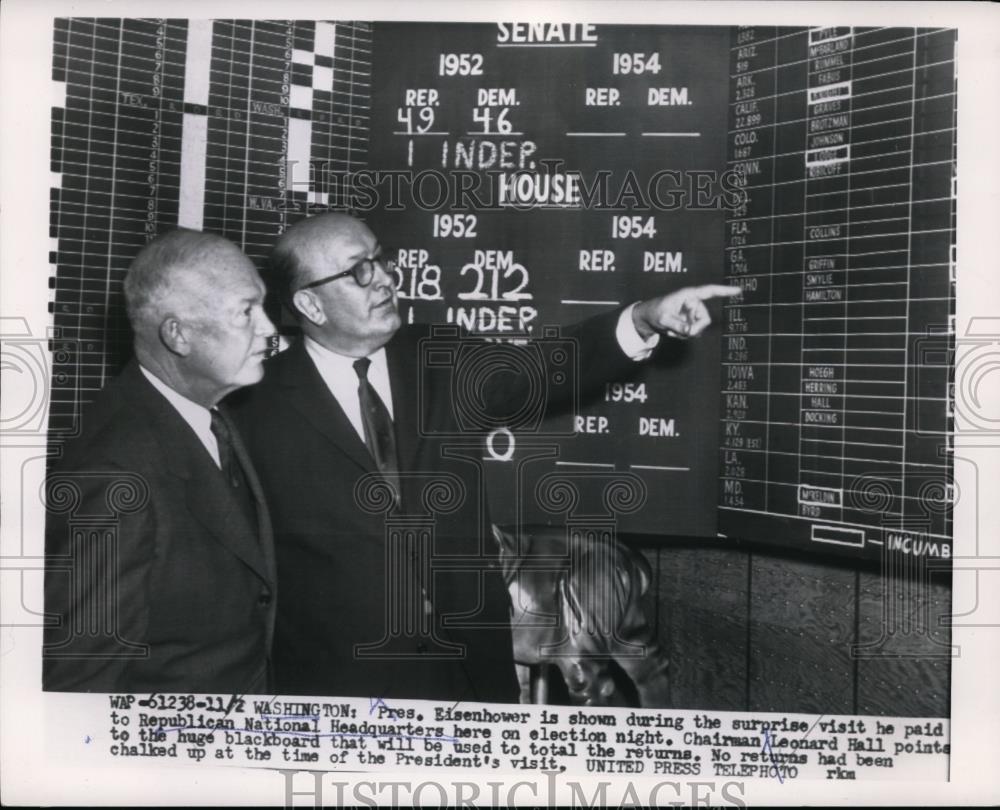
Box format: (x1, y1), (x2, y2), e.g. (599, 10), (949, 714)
(123, 228), (275, 406)
(270, 213), (373, 305)
(269, 214), (401, 356)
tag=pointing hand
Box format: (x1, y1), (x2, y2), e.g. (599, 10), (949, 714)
(632, 284), (743, 339)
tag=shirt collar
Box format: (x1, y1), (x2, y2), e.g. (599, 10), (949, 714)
(138, 364), (213, 437)
(303, 335), (388, 375)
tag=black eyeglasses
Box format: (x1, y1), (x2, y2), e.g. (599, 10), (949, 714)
(297, 252), (396, 291)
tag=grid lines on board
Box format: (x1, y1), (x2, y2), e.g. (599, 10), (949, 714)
(718, 26), (956, 561)
(47, 18), (372, 438)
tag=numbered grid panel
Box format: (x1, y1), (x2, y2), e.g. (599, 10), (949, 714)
(719, 27), (956, 561)
(47, 18), (371, 437)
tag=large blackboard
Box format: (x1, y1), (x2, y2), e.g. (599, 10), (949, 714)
(46, 19), (956, 561)
(366, 22), (733, 539)
(365, 23), (956, 561)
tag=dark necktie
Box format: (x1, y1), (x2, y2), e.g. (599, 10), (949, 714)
(353, 357), (401, 505)
(210, 407), (257, 529)
(354, 359), (426, 622)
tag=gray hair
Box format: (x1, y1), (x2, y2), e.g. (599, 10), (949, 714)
(124, 228), (240, 333)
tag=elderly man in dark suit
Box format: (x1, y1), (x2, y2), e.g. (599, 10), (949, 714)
(43, 228), (278, 693)
(231, 212), (737, 702)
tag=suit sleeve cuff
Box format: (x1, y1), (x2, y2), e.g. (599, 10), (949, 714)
(616, 303), (660, 361)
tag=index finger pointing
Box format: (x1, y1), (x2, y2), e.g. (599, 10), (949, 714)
(693, 284), (743, 301)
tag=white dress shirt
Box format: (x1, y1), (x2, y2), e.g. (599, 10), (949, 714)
(304, 337), (394, 442)
(303, 306), (656, 442)
(139, 365), (221, 467)
(617, 302), (660, 360)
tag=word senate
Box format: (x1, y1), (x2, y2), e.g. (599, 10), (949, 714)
(103, 696), (949, 780)
(496, 23), (599, 44)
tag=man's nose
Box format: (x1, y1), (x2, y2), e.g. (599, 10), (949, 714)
(255, 306), (277, 335)
(371, 259), (395, 289)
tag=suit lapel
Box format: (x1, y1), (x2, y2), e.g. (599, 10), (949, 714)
(122, 363), (271, 585)
(277, 341), (378, 475)
(218, 405), (277, 590)
(183, 472), (270, 583)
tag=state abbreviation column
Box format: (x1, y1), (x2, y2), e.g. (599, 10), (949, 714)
(720, 27), (778, 518)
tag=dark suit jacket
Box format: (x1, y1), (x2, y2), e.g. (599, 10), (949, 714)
(43, 360), (277, 693)
(229, 308), (636, 702)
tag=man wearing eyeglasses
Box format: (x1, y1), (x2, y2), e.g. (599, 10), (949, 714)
(230, 212), (738, 702)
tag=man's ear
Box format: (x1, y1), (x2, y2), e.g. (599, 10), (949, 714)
(292, 289), (327, 327)
(159, 316), (191, 357)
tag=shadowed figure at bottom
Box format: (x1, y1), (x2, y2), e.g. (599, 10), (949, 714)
(494, 525), (670, 707)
